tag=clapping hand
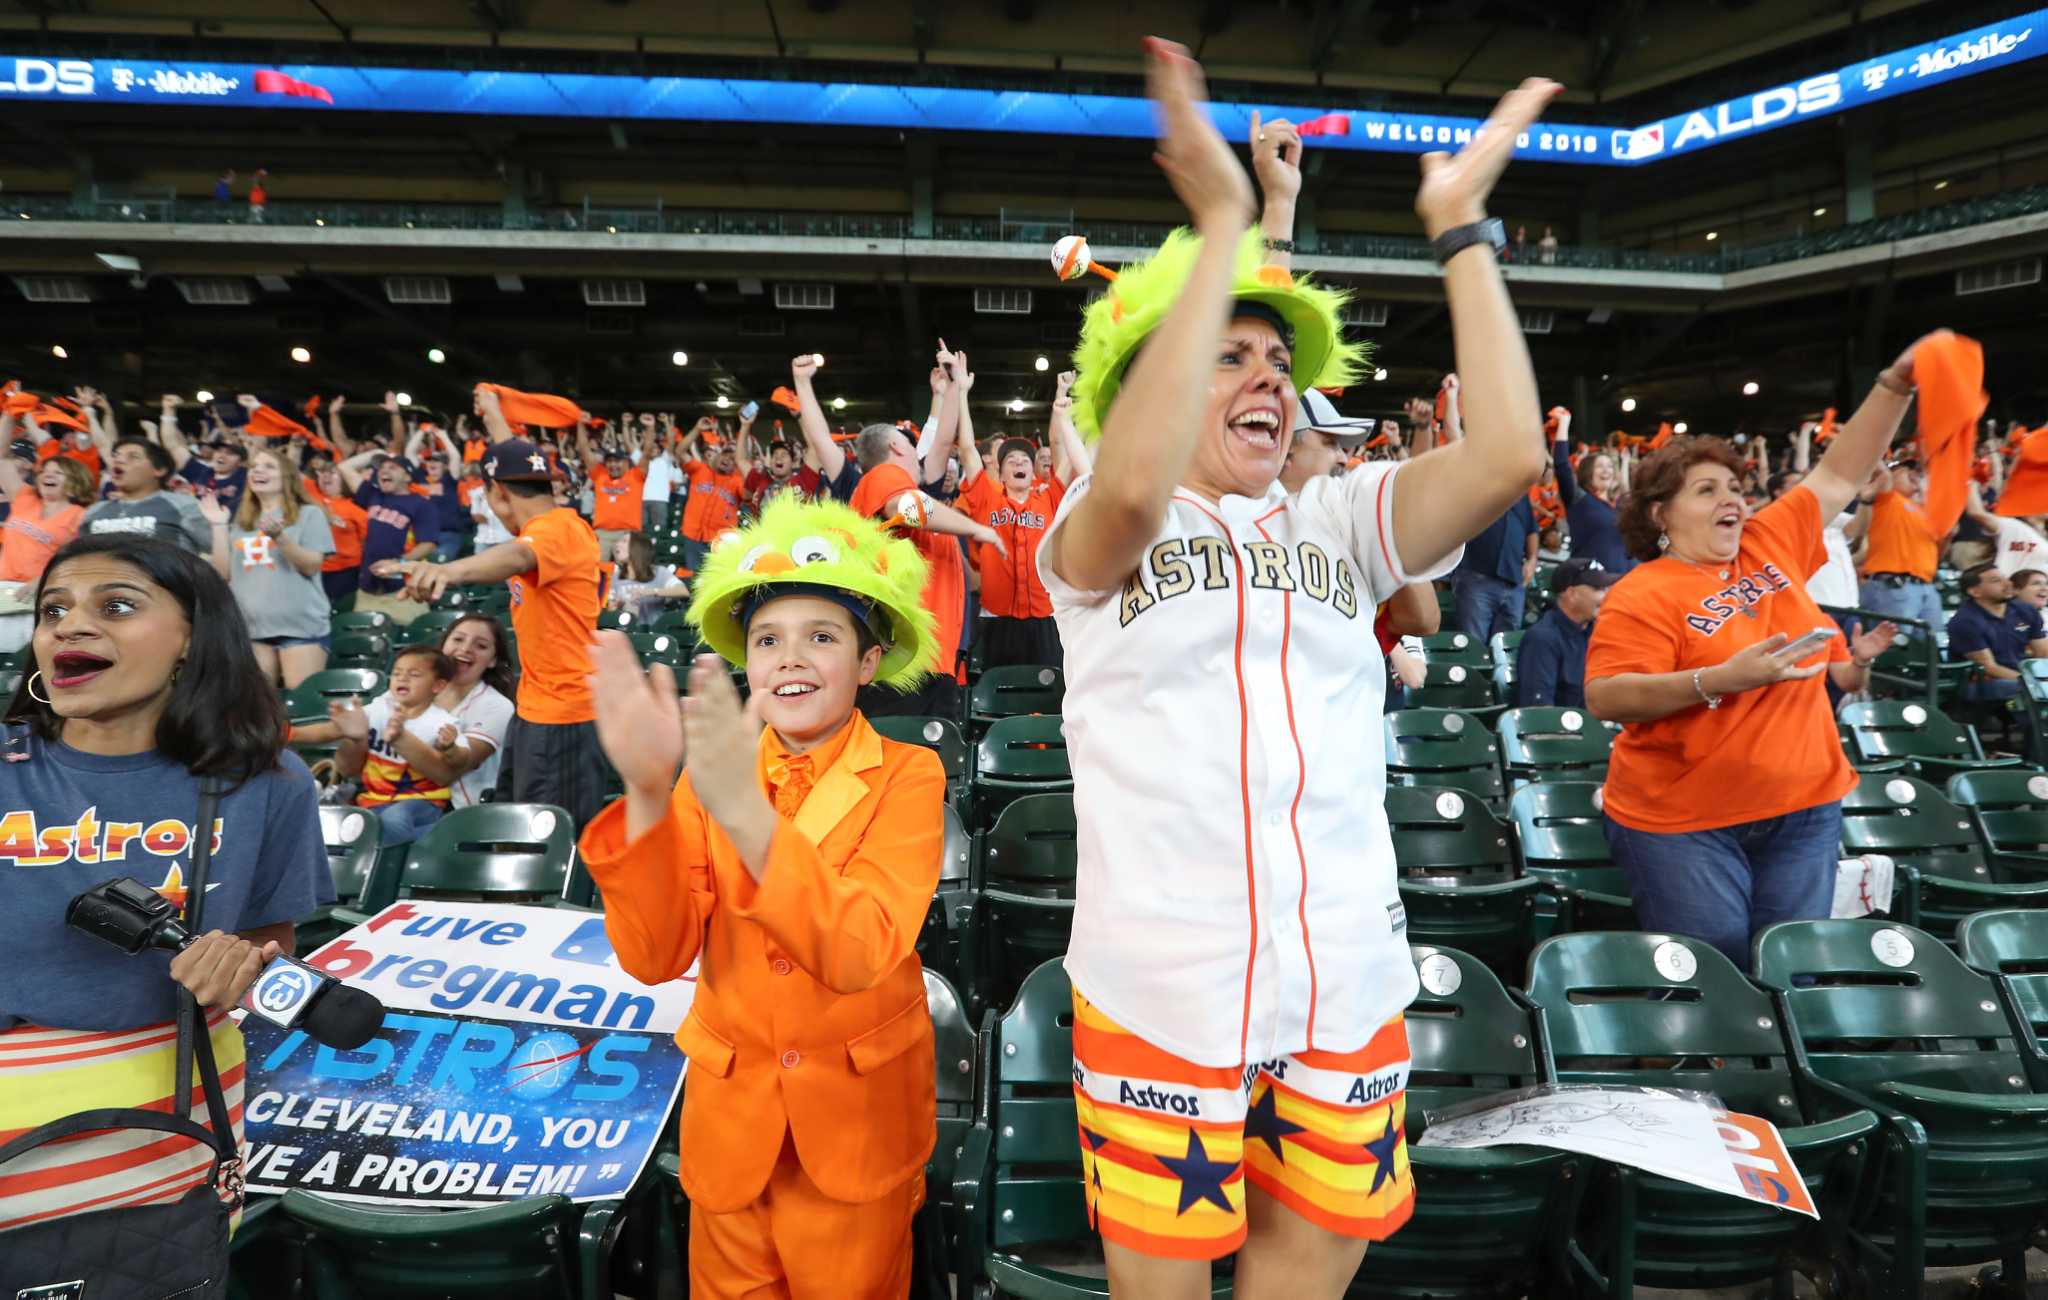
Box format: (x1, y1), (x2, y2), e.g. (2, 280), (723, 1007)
(587, 631), (683, 795)
(328, 696), (369, 741)
(1847, 620), (1899, 665)
(195, 493), (230, 528)
(1415, 77), (1562, 238)
(1145, 37), (1253, 231)
(682, 654), (769, 828)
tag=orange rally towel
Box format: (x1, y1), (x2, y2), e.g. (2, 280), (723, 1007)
(246, 404), (312, 440)
(770, 386), (803, 416)
(1996, 429), (2048, 518)
(475, 383), (588, 429)
(1915, 330), (1987, 537)
(303, 395), (323, 420)
(1648, 421), (1675, 450)
(4, 392), (40, 416)
(29, 403), (86, 432)
(1815, 407), (1838, 444)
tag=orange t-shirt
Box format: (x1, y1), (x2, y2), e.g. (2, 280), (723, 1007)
(1860, 490), (1939, 581)
(0, 490), (84, 583)
(680, 460), (744, 542)
(1586, 485), (1853, 833)
(850, 464), (964, 677)
(508, 507), (604, 724)
(955, 471), (1064, 619)
(36, 439), (101, 483)
(304, 479), (369, 573)
(590, 464), (647, 532)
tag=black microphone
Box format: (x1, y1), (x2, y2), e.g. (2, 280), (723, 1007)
(67, 876), (385, 1050)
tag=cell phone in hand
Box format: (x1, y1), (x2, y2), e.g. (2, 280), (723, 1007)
(739, 401), (759, 422)
(1776, 626), (1841, 660)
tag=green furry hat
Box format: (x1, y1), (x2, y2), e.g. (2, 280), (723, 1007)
(1068, 227), (1369, 442)
(685, 494), (940, 691)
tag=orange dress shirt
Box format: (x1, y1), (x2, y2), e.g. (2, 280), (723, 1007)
(577, 711), (944, 1211)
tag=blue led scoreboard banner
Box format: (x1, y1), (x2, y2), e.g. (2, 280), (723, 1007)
(0, 8), (2038, 169)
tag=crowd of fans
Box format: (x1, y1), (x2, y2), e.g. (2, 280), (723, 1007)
(1, 34), (2036, 1299)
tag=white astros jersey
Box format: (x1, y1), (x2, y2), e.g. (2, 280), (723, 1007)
(1039, 461), (1462, 1069)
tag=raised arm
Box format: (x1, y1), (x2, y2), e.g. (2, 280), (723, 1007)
(1388, 80), (1560, 573)
(1042, 39), (1252, 594)
(575, 421), (600, 475)
(325, 395), (357, 458)
(1802, 334), (1939, 522)
(735, 411), (757, 477)
(380, 391), (405, 452)
(1249, 110), (1302, 275)
(1048, 370), (1087, 484)
(1550, 410), (1579, 506)
(158, 394), (194, 467)
(789, 353), (845, 481)
(925, 343), (962, 487)
(337, 448), (377, 494)
(475, 386), (515, 444)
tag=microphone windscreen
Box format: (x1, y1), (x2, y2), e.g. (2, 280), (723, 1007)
(303, 982), (386, 1050)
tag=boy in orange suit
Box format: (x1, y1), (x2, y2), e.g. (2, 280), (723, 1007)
(578, 494), (946, 1299)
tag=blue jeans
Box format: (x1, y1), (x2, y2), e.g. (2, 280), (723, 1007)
(1858, 577), (1943, 638)
(1604, 801), (1842, 973)
(374, 799), (445, 848)
(1455, 573), (1526, 644)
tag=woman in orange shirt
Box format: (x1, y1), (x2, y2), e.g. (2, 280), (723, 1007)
(577, 495), (944, 1298)
(1582, 335), (1941, 968)
(305, 460), (370, 615)
(0, 455), (93, 583)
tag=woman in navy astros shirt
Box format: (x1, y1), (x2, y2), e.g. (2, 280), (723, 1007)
(0, 535), (331, 1230)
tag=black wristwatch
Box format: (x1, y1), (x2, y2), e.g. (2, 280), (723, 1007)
(1263, 237), (1296, 253)
(1430, 218), (1507, 265)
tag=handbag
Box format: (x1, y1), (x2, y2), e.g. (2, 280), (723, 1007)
(0, 785), (243, 1300)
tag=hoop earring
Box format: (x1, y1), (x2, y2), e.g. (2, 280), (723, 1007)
(1657, 531), (1670, 552)
(25, 672), (49, 705)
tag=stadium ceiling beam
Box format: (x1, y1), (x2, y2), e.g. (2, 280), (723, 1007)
(1597, 309), (1703, 395)
(469, 1), (521, 33)
(1589, 0), (1646, 96)
(312, 274), (496, 380)
(1309, 0), (1377, 75)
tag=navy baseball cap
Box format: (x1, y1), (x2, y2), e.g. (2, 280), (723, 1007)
(481, 438), (555, 483)
(1555, 557), (1621, 592)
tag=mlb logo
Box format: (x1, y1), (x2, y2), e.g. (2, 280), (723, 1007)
(1614, 123), (1665, 160)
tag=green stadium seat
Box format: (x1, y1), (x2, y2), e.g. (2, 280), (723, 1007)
(1387, 786), (1538, 980)
(1418, 630), (1488, 665)
(924, 968), (978, 1212)
(1837, 699), (2020, 782)
(1957, 909), (2048, 1091)
(282, 669), (387, 722)
(1489, 629), (1525, 667)
(398, 610), (461, 647)
(968, 664), (1065, 726)
(436, 583), (512, 615)
(279, 1188), (620, 1300)
(971, 714), (1071, 830)
(1839, 773), (2048, 941)
(968, 793), (1076, 1015)
(1527, 932), (1879, 1297)
(298, 806), (386, 949)
(871, 714), (971, 811)
(330, 610), (395, 635)
(949, 960), (1228, 1299)
(916, 803), (974, 989)
(596, 608), (637, 631)
(1947, 768), (2048, 884)
(328, 631), (393, 672)
(1509, 781), (1635, 932)
(1758, 919), (2048, 1298)
(1384, 709), (1506, 812)
(1350, 944), (1581, 1300)
(1496, 706), (1616, 786)
(1409, 659), (1500, 715)
(650, 609), (694, 635)
(394, 802), (576, 903)
(626, 631), (691, 669)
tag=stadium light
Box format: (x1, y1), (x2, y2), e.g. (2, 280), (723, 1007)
(1373, 368), (1388, 382)
(50, 344), (67, 359)
(195, 389), (214, 403)
(1933, 179), (1950, 190)
(1009, 398), (1025, 413)
(715, 395), (730, 409)
(671, 350), (688, 366)
(395, 392), (413, 407)
(1620, 397), (1637, 412)
(1812, 207), (1827, 217)
(290, 346), (311, 363)
(831, 397), (847, 410)
(1704, 231), (1719, 241)
(1742, 381), (1760, 396)
(1034, 356), (1050, 372)
(1673, 421), (1688, 434)
(427, 347), (446, 364)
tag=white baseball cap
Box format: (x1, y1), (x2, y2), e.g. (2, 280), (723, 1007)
(1297, 389), (1377, 448)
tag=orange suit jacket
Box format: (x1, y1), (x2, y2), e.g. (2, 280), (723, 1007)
(578, 711), (944, 1212)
